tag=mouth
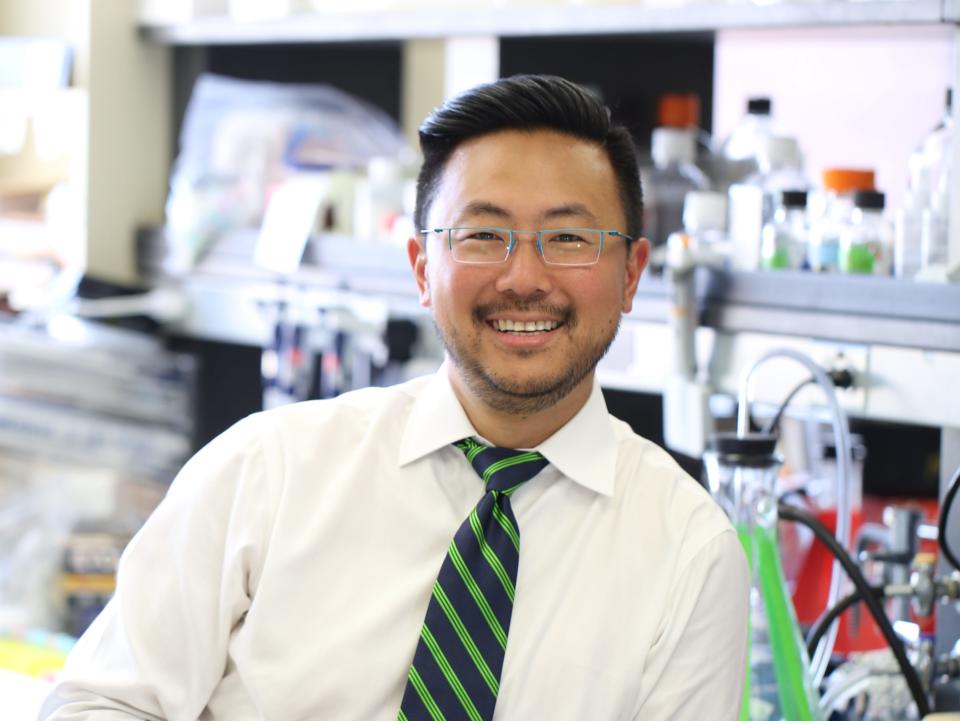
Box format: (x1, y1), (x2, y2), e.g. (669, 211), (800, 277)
(488, 318), (564, 335)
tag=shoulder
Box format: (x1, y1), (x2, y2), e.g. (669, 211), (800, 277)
(609, 416), (735, 567)
(248, 374), (431, 446)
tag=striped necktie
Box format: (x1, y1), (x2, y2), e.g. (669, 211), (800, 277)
(398, 438), (549, 721)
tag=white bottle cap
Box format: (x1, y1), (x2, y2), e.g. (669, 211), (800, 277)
(683, 191), (727, 232)
(652, 127), (696, 168)
(758, 135), (800, 171)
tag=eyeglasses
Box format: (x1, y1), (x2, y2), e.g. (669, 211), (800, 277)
(420, 227), (633, 267)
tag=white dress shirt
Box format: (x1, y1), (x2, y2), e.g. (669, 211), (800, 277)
(40, 368), (748, 721)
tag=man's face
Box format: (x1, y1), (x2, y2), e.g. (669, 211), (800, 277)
(408, 128), (647, 415)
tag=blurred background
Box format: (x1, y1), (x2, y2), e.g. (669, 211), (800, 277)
(0, 1), (959, 719)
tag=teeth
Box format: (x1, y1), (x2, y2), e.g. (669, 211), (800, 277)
(494, 319), (560, 333)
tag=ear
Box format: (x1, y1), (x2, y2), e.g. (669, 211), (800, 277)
(408, 235), (431, 308)
(621, 237), (649, 314)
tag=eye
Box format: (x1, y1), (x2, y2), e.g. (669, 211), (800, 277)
(453, 228), (508, 243)
(545, 231), (597, 246)
(552, 233), (586, 244)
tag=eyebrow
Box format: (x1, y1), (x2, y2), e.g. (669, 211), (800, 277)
(454, 201), (599, 226)
(542, 203), (598, 225)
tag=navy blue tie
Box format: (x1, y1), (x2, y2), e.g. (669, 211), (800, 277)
(398, 438), (549, 721)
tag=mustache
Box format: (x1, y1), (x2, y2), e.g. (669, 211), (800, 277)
(472, 302), (575, 325)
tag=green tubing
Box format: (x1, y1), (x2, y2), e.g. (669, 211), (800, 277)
(738, 527), (753, 721)
(737, 523), (824, 721)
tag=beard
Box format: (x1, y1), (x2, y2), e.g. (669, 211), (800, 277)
(434, 300), (620, 416)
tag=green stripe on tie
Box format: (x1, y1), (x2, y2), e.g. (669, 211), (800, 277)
(448, 540), (507, 649)
(456, 438), (486, 462)
(408, 666), (447, 721)
(491, 504), (519, 552)
(481, 452), (543, 484)
(469, 508), (515, 601)
(433, 582), (499, 697)
(421, 624), (484, 721)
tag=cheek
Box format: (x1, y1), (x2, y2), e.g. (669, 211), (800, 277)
(429, 264), (485, 315)
(575, 276), (627, 327)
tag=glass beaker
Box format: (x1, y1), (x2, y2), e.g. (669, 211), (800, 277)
(703, 432), (824, 721)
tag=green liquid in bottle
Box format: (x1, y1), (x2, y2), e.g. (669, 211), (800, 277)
(737, 524), (824, 721)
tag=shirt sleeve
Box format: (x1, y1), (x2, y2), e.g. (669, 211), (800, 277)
(633, 528), (749, 721)
(38, 415), (272, 721)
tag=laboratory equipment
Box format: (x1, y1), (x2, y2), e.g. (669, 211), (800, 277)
(736, 350), (854, 685)
(704, 432), (825, 721)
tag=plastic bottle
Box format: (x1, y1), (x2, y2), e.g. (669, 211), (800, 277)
(807, 168), (875, 273)
(894, 156), (928, 279)
(729, 135), (808, 271)
(761, 190), (808, 271)
(641, 127), (710, 249)
(919, 88), (953, 199)
(719, 97), (778, 190)
(839, 190), (891, 275)
(918, 89), (953, 271)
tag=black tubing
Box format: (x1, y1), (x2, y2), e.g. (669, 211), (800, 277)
(778, 502), (930, 717)
(938, 464), (960, 572)
(761, 377), (814, 436)
(805, 585), (885, 658)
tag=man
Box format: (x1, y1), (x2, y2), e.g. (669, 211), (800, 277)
(41, 74), (747, 721)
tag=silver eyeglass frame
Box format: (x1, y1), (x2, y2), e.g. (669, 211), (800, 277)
(419, 226), (634, 267)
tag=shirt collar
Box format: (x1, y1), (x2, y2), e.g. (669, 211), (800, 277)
(399, 364), (617, 497)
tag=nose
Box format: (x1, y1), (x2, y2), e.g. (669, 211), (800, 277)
(493, 233), (555, 298)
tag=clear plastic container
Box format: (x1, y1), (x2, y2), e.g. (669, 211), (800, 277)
(703, 432), (825, 721)
(761, 189), (808, 271)
(719, 97), (778, 190)
(641, 127), (710, 249)
(807, 168), (875, 273)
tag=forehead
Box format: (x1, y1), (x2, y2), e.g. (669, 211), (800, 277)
(428, 128), (623, 227)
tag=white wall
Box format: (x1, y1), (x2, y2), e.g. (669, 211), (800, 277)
(714, 24), (955, 213)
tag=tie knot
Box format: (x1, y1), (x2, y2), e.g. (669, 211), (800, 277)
(455, 438), (549, 494)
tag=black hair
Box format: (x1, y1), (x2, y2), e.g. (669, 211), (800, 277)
(414, 74), (643, 241)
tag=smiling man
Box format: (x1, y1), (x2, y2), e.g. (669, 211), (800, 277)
(41, 75), (748, 721)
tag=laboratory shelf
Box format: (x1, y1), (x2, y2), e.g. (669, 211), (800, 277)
(139, 1), (946, 46)
(632, 269), (960, 353)
(162, 236), (960, 428)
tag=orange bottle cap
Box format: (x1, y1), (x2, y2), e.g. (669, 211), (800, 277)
(658, 93), (700, 129)
(822, 168), (875, 194)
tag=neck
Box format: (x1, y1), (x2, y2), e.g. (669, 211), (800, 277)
(447, 365), (593, 449)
